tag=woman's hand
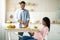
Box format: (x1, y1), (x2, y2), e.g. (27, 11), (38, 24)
(35, 29), (40, 32)
(28, 28), (34, 36)
(29, 31), (34, 36)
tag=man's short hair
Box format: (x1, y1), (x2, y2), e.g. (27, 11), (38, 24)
(19, 1), (26, 4)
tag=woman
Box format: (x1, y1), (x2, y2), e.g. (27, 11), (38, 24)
(33, 17), (50, 40)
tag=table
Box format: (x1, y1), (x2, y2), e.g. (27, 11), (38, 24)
(5, 28), (36, 40)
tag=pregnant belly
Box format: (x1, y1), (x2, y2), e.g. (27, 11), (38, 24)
(33, 32), (43, 40)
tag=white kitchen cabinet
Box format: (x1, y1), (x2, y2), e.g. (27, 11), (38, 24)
(48, 24), (60, 40)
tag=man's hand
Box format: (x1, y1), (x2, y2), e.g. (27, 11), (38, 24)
(23, 23), (28, 28)
(18, 20), (29, 28)
(23, 20), (29, 28)
(18, 19), (23, 24)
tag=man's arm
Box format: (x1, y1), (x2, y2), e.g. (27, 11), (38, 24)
(27, 10), (30, 24)
(23, 11), (30, 28)
(18, 12), (23, 23)
(15, 9), (23, 23)
(25, 11), (30, 27)
(14, 10), (19, 22)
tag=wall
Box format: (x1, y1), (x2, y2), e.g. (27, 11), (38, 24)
(56, 0), (60, 22)
(0, 0), (6, 40)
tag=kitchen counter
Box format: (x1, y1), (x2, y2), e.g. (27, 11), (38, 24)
(5, 28), (37, 32)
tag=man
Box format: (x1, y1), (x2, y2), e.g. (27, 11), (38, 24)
(15, 1), (30, 40)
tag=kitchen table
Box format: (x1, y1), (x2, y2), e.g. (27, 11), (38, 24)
(5, 28), (37, 40)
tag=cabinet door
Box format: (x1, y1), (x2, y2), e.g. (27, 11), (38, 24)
(48, 24), (60, 40)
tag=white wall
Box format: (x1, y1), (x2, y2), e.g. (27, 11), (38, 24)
(0, 0), (6, 40)
(56, 0), (60, 22)
(0, 0), (6, 23)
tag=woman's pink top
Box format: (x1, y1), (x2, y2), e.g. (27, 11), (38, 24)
(33, 26), (49, 40)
